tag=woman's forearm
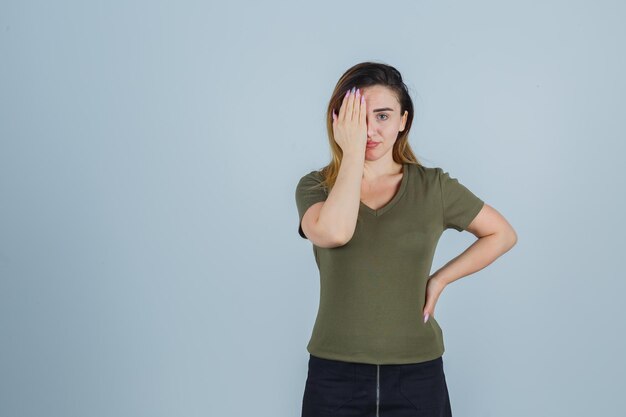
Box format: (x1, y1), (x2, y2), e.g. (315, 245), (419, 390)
(316, 153), (364, 244)
(431, 231), (517, 286)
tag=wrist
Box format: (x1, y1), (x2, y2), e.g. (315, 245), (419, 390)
(430, 272), (450, 287)
(341, 152), (365, 163)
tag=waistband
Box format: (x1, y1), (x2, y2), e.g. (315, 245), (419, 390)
(309, 354), (443, 377)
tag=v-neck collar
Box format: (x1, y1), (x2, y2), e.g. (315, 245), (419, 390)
(359, 163), (409, 217)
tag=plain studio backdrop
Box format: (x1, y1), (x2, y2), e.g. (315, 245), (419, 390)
(1, 1), (624, 416)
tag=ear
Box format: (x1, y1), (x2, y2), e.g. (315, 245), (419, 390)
(399, 110), (408, 132)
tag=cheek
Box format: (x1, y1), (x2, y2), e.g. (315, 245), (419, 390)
(381, 124), (399, 139)
(367, 121), (399, 139)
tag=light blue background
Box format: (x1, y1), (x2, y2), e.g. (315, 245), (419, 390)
(1, 1), (624, 416)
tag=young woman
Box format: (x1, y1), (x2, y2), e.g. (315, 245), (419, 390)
(295, 62), (517, 417)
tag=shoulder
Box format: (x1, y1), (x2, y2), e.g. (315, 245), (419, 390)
(296, 169), (328, 194)
(409, 163), (442, 185)
(414, 165), (459, 182)
(298, 169), (323, 182)
(412, 164), (441, 176)
(297, 169), (324, 186)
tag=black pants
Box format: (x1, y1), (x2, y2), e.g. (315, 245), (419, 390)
(302, 354), (452, 417)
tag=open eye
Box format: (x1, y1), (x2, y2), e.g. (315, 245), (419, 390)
(377, 114), (389, 121)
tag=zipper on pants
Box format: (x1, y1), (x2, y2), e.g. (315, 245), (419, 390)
(376, 364), (380, 417)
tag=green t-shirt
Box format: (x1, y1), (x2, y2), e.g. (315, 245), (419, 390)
(295, 162), (484, 365)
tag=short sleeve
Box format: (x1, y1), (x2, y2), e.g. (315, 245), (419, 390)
(437, 167), (485, 232)
(295, 171), (328, 239)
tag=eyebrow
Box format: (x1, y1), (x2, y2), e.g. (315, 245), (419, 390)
(372, 107), (394, 113)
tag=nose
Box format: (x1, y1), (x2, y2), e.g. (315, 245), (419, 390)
(367, 122), (376, 138)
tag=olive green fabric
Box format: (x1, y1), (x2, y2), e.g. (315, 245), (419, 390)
(294, 162), (484, 365)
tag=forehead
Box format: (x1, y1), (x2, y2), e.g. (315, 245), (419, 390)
(361, 85), (398, 109)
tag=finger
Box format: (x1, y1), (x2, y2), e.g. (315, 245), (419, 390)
(359, 92), (366, 126)
(423, 301), (432, 315)
(423, 299), (435, 321)
(339, 88), (350, 121)
(353, 88), (361, 121)
(346, 86), (355, 121)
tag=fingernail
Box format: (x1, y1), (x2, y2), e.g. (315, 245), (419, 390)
(423, 313), (429, 323)
(351, 86), (356, 94)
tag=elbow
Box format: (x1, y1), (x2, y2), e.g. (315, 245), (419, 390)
(332, 230), (352, 247)
(503, 227), (518, 250)
(331, 226), (354, 247)
(314, 220), (352, 248)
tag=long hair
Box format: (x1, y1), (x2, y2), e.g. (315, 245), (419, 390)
(317, 61), (423, 192)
